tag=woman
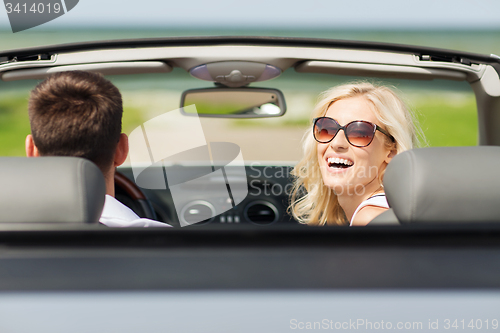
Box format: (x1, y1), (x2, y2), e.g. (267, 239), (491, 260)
(289, 82), (420, 226)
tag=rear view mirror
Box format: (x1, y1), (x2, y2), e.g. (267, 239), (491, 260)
(180, 87), (286, 118)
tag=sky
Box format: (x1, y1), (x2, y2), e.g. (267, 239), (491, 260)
(1, 0), (500, 29)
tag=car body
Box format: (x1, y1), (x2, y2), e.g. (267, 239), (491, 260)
(1, 37), (500, 332)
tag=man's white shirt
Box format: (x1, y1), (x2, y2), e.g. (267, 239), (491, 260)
(100, 195), (171, 227)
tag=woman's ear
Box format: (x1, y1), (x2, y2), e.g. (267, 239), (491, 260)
(113, 133), (129, 167)
(25, 134), (40, 157)
(385, 146), (397, 164)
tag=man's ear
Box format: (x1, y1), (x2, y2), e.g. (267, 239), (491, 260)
(113, 133), (129, 167)
(25, 134), (40, 157)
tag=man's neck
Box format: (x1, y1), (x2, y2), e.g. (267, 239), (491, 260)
(104, 167), (115, 197)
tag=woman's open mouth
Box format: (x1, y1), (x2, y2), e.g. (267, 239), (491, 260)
(327, 157), (354, 169)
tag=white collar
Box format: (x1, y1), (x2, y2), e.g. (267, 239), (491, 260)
(100, 195), (171, 228)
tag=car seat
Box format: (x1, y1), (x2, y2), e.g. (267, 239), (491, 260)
(370, 147), (500, 225)
(0, 157), (105, 224)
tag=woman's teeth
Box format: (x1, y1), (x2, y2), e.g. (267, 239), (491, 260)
(327, 157), (353, 168)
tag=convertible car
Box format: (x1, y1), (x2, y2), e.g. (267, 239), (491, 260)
(1, 37), (500, 332)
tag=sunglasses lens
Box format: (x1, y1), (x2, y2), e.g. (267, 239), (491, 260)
(314, 118), (339, 143)
(345, 121), (375, 147)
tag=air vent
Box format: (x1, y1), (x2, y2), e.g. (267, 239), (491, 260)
(180, 200), (215, 226)
(244, 201), (279, 225)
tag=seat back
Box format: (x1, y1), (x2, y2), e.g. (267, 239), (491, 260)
(368, 208), (400, 225)
(383, 147), (500, 224)
(0, 157), (105, 224)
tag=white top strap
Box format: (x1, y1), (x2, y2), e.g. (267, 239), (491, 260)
(350, 194), (389, 226)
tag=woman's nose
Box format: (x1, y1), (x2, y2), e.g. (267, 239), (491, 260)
(329, 129), (349, 150)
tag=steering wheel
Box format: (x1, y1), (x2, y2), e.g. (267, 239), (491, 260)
(114, 171), (157, 220)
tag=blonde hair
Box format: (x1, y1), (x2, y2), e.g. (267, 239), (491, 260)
(289, 82), (420, 226)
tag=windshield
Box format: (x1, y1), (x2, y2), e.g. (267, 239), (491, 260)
(0, 68), (477, 162)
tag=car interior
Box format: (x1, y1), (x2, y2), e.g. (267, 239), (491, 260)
(2, 37), (499, 227)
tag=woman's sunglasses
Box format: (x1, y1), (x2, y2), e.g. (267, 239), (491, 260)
(313, 117), (395, 147)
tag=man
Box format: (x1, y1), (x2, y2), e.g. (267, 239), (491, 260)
(25, 71), (169, 227)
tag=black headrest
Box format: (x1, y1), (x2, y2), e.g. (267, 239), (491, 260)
(0, 157), (105, 224)
(384, 147), (500, 224)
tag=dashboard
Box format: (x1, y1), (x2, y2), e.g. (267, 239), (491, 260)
(117, 165), (298, 227)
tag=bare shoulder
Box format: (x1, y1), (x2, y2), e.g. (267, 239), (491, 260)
(351, 206), (388, 226)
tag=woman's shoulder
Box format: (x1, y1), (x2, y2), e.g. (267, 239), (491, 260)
(350, 194), (389, 226)
(350, 205), (388, 226)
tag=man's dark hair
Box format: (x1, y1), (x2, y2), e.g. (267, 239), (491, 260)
(28, 71), (123, 172)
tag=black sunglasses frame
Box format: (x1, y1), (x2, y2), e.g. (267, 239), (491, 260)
(313, 117), (395, 147)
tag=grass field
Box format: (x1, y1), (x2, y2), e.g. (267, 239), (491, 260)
(412, 93), (477, 147)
